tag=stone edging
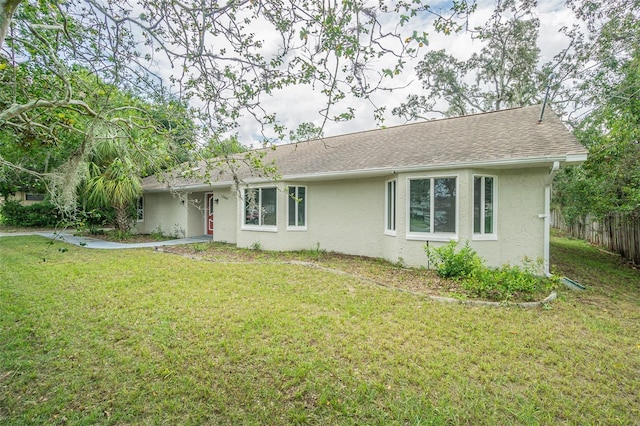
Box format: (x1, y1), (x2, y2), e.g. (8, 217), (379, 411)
(426, 291), (557, 308)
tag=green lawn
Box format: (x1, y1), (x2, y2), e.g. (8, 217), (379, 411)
(1, 234), (639, 425)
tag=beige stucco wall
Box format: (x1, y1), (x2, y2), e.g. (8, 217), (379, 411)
(483, 168), (546, 267)
(135, 189), (238, 240)
(208, 188), (238, 244)
(141, 166), (548, 270)
(393, 168), (547, 268)
(185, 192), (205, 237)
(235, 177), (389, 258)
(134, 191), (188, 237)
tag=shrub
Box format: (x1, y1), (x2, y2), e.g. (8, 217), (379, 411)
(424, 240), (483, 279)
(424, 241), (558, 301)
(150, 227), (166, 241)
(464, 259), (558, 301)
(0, 200), (63, 227)
(70, 209), (112, 234)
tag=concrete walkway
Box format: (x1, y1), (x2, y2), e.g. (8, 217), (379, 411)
(0, 231), (211, 249)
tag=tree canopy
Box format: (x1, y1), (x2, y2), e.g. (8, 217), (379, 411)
(554, 49), (640, 221)
(551, 0), (640, 223)
(393, 0), (550, 119)
(0, 0), (444, 214)
(393, 0), (640, 121)
(389, 0), (640, 228)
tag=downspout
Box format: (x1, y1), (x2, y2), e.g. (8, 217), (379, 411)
(539, 161), (560, 276)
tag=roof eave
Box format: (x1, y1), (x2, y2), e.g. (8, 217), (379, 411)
(279, 155), (588, 182)
(143, 154), (588, 191)
(565, 153), (588, 164)
(143, 181), (233, 193)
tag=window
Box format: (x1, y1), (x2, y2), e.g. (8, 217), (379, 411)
(408, 177), (457, 236)
(136, 197), (144, 222)
(244, 187), (277, 227)
(385, 179), (396, 234)
(287, 186), (306, 229)
(473, 176), (496, 236)
(25, 193), (45, 201)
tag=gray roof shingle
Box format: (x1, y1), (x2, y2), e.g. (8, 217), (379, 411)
(144, 105), (587, 191)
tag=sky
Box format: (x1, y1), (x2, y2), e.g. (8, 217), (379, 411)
(227, 0), (581, 147)
(142, 0), (580, 147)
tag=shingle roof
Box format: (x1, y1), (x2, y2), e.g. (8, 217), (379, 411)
(143, 105), (587, 191)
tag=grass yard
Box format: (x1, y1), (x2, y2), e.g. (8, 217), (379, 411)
(1, 234), (639, 425)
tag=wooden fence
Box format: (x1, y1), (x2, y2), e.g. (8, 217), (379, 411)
(551, 210), (640, 265)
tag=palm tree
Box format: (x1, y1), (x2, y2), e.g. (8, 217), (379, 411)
(83, 132), (142, 232)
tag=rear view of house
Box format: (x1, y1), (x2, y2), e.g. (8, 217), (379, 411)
(136, 105), (587, 273)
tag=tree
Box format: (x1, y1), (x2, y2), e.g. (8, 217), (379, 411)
(289, 122), (324, 143)
(551, 0), (640, 222)
(393, 0), (557, 119)
(560, 0), (640, 119)
(554, 49), (640, 221)
(0, 0), (20, 49)
(0, 57), (193, 216)
(199, 135), (247, 159)
(1, 0), (441, 213)
(82, 127), (143, 232)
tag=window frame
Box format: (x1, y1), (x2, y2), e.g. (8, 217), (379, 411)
(25, 193), (45, 201)
(242, 186), (278, 232)
(287, 185), (307, 231)
(406, 175), (459, 242)
(472, 174), (498, 240)
(384, 179), (397, 236)
(136, 196), (144, 222)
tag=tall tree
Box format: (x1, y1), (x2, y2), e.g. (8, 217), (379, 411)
(0, 0), (438, 209)
(82, 127), (143, 232)
(554, 49), (640, 221)
(0, 58), (193, 213)
(561, 0), (640, 119)
(393, 0), (554, 119)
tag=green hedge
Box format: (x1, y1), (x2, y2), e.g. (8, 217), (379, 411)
(0, 200), (64, 227)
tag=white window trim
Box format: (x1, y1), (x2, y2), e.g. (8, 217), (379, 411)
(286, 186), (308, 231)
(406, 175), (459, 241)
(241, 186), (278, 232)
(384, 179), (397, 236)
(136, 196), (144, 222)
(472, 174), (498, 241)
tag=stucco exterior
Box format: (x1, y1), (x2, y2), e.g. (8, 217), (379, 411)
(135, 167), (549, 269)
(207, 188), (238, 243)
(390, 168), (547, 268)
(136, 188), (238, 240)
(136, 106), (587, 272)
(136, 191), (188, 238)
(1, 191), (46, 206)
(236, 177), (388, 258)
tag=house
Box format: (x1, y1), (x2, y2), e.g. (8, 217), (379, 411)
(1, 191), (46, 205)
(136, 105), (588, 274)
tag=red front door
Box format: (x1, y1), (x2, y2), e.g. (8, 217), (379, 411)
(205, 193), (214, 236)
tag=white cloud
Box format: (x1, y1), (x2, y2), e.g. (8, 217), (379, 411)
(148, 1), (581, 145)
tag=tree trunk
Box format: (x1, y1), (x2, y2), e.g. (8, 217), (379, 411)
(0, 0), (22, 50)
(113, 203), (132, 233)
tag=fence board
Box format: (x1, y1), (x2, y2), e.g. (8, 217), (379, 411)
(551, 210), (640, 265)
